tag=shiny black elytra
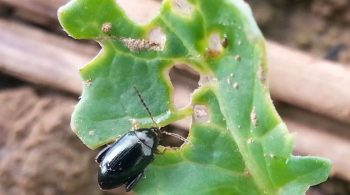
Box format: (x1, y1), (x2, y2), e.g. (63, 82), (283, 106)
(95, 127), (159, 191)
(95, 87), (162, 191)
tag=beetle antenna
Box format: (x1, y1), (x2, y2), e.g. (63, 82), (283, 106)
(133, 86), (189, 144)
(133, 86), (160, 131)
(161, 131), (189, 144)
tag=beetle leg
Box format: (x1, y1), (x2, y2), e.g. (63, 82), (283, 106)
(125, 172), (144, 192)
(95, 144), (112, 163)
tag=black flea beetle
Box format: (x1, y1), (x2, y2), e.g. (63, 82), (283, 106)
(96, 127), (159, 191)
(95, 87), (186, 191)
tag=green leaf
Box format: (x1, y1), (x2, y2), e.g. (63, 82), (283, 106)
(58, 0), (331, 194)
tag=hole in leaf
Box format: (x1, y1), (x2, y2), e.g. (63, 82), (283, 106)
(160, 116), (191, 147)
(162, 65), (199, 148)
(193, 105), (209, 123)
(117, 0), (162, 24)
(207, 32), (227, 57)
(168, 65), (200, 109)
(148, 27), (166, 51)
(208, 33), (222, 54)
(172, 0), (193, 16)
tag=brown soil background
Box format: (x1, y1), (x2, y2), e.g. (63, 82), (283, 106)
(0, 86), (97, 195)
(0, 0), (349, 194)
(248, 0), (350, 64)
(0, 78), (130, 195)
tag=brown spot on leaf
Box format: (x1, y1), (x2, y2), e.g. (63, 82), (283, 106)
(88, 130), (95, 136)
(173, 0), (192, 15)
(221, 34), (228, 48)
(193, 105), (209, 123)
(83, 79), (92, 87)
(120, 37), (161, 52)
(244, 170), (251, 177)
(258, 65), (267, 86)
(101, 22), (112, 33)
(251, 107), (257, 127)
(234, 55), (241, 61)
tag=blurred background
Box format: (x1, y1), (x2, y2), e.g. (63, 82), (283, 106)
(0, 0), (349, 194)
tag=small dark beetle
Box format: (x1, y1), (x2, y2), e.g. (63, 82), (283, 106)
(95, 127), (159, 191)
(95, 87), (185, 191)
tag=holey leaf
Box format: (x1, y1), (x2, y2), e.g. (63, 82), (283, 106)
(58, 0), (330, 194)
